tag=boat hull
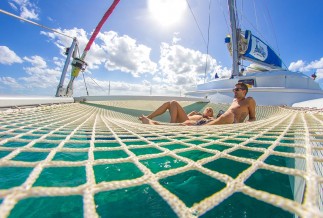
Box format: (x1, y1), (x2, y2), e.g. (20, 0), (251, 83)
(186, 87), (323, 106)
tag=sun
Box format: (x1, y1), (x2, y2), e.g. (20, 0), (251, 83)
(148, 0), (187, 27)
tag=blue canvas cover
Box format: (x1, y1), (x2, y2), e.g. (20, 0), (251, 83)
(242, 30), (282, 69)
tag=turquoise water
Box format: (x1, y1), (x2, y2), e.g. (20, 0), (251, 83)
(200, 192), (292, 218)
(9, 196), (83, 218)
(160, 170), (226, 207)
(33, 166), (86, 187)
(95, 185), (177, 218)
(0, 167), (33, 189)
(203, 157), (250, 178)
(0, 138), (298, 217)
(12, 152), (48, 162)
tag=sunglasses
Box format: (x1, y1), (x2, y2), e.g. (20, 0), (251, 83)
(232, 88), (245, 92)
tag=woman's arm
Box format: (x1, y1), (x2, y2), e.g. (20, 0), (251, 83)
(187, 111), (201, 116)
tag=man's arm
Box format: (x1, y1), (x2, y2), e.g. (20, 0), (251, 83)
(247, 97), (256, 122)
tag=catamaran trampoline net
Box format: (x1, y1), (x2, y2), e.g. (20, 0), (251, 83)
(0, 100), (322, 218)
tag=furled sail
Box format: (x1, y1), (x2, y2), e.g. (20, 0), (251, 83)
(225, 30), (282, 70)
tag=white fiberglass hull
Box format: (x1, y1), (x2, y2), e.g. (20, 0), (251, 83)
(0, 96), (74, 108)
(186, 87), (323, 107)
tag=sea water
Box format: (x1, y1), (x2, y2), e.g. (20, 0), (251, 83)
(1, 139), (298, 218)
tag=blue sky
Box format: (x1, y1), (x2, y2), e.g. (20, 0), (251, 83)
(0, 0), (322, 97)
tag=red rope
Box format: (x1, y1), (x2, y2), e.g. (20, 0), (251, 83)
(84, 0), (121, 52)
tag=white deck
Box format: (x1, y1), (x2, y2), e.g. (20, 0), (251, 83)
(0, 96), (74, 108)
(292, 98), (323, 109)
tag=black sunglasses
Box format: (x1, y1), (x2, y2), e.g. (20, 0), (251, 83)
(232, 88), (245, 92)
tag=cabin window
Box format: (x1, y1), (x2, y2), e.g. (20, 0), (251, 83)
(238, 79), (255, 88)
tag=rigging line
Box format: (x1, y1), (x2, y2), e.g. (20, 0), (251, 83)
(263, 1), (280, 56)
(217, 0), (230, 33)
(185, 0), (207, 46)
(87, 74), (109, 94)
(204, 0), (212, 83)
(252, 0), (259, 31)
(82, 72), (89, 96)
(236, 12), (268, 46)
(238, 11), (285, 65)
(237, 4), (280, 58)
(0, 9), (74, 39)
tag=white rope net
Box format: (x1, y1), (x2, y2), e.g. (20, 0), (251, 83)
(0, 100), (322, 218)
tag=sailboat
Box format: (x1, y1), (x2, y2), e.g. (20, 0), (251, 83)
(186, 0), (323, 107)
(0, 1), (322, 218)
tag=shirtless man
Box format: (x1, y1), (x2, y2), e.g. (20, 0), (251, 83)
(205, 82), (256, 125)
(138, 100), (214, 125)
(140, 82), (256, 125)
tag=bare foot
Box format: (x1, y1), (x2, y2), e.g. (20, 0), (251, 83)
(138, 115), (144, 121)
(139, 115), (153, 124)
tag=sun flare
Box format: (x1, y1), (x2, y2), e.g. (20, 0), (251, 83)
(148, 0), (187, 27)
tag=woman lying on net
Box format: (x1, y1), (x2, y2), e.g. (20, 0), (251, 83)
(139, 82), (256, 126)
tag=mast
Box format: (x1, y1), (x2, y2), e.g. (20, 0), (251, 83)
(55, 38), (77, 97)
(228, 0), (239, 77)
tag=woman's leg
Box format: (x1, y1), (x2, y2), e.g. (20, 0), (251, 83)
(169, 101), (189, 123)
(146, 101), (189, 123)
(139, 115), (161, 125)
(147, 101), (171, 119)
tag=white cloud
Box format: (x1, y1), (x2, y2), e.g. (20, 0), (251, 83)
(288, 57), (323, 82)
(41, 28), (109, 70)
(18, 27), (228, 96)
(307, 57), (323, 69)
(0, 77), (23, 88)
(19, 56), (60, 88)
(20, 6), (38, 20)
(9, 0), (39, 20)
(157, 42), (229, 87)
(63, 39), (230, 96)
(23, 55), (47, 68)
(314, 68), (323, 81)
(0, 46), (23, 65)
(72, 77), (185, 97)
(288, 58), (323, 73)
(69, 39), (231, 97)
(53, 57), (64, 69)
(0, 48), (64, 93)
(42, 29), (158, 77)
(99, 31), (157, 77)
(20, 68), (60, 89)
(9, 2), (18, 11)
(172, 32), (181, 44)
(41, 28), (88, 52)
(288, 60), (305, 72)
